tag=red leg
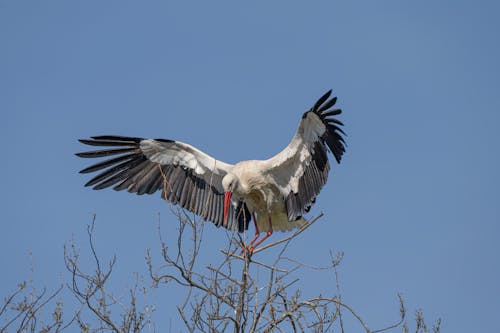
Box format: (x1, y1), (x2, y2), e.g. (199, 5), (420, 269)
(249, 212), (261, 246)
(249, 214), (273, 250)
(240, 212), (260, 255)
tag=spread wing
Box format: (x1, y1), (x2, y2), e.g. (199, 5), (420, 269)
(263, 90), (346, 221)
(76, 136), (251, 232)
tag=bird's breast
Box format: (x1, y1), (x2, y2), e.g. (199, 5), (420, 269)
(233, 160), (284, 211)
(240, 182), (283, 214)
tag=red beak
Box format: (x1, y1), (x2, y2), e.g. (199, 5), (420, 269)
(223, 191), (232, 226)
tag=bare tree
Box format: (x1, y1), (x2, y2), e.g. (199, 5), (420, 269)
(1, 212), (440, 332)
(0, 252), (76, 333)
(63, 216), (155, 333)
(0, 281), (67, 333)
(145, 209), (437, 333)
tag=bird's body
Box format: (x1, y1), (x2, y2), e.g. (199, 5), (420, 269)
(77, 90), (346, 249)
(228, 160), (308, 232)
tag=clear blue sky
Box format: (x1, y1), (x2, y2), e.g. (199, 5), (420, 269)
(1, 1), (499, 331)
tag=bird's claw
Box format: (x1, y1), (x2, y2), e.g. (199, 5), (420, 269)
(239, 244), (255, 256)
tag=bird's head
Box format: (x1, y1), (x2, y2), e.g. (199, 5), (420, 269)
(222, 174), (240, 225)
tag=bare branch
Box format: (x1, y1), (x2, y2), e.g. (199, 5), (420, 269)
(146, 210), (423, 332)
(2, 209), (438, 332)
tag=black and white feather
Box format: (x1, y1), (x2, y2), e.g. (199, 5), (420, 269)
(77, 90), (345, 233)
(76, 136), (252, 232)
(264, 90), (345, 221)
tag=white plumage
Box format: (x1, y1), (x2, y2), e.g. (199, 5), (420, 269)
(77, 90), (345, 249)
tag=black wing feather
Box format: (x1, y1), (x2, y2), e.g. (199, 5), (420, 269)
(76, 147), (138, 158)
(79, 153), (136, 174)
(76, 136), (251, 232)
(310, 92), (346, 163)
(285, 91), (346, 221)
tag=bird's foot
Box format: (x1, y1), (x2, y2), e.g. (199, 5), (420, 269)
(238, 230), (261, 256)
(239, 230), (273, 256)
(239, 244), (255, 256)
(248, 229), (273, 251)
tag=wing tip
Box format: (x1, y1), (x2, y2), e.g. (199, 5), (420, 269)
(90, 135), (143, 143)
(311, 90), (333, 112)
(313, 90), (346, 163)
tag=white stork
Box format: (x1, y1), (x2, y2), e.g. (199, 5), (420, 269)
(77, 90), (346, 251)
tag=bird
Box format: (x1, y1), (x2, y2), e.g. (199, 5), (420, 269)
(76, 90), (346, 252)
